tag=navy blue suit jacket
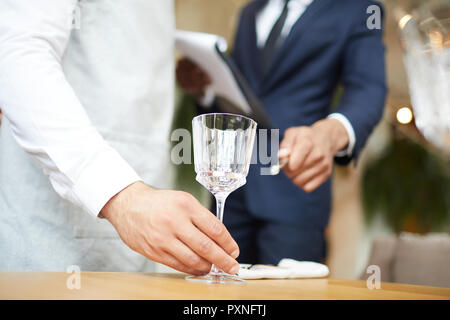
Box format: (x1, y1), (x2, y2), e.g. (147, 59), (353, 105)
(208, 0), (387, 229)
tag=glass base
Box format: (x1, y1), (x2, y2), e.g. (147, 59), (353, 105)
(185, 271), (246, 285)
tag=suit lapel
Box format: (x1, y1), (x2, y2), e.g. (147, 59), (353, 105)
(261, 0), (333, 93)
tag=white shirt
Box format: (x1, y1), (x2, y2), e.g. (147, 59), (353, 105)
(256, 0), (314, 48)
(0, 0), (175, 217)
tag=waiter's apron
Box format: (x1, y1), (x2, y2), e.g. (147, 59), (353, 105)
(0, 0), (175, 271)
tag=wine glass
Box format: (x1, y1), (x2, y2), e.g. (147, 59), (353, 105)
(186, 113), (257, 284)
(393, 0), (450, 153)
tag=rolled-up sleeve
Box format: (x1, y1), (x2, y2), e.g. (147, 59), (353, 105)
(0, 0), (141, 216)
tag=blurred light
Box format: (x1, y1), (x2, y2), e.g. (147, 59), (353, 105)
(397, 107), (413, 124)
(399, 14), (413, 30)
(429, 29), (444, 49)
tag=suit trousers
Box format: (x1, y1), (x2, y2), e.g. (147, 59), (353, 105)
(220, 187), (327, 265)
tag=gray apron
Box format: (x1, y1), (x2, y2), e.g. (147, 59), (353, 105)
(0, 0), (175, 271)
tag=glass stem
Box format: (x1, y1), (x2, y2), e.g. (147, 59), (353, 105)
(215, 194), (227, 223)
(211, 194), (228, 274)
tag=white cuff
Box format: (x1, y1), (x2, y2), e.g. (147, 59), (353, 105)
(71, 146), (141, 217)
(327, 113), (356, 158)
(197, 86), (215, 107)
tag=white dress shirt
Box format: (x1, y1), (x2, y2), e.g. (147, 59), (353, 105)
(256, 0), (314, 48)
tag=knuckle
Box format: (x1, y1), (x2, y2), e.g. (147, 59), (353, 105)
(296, 180), (306, 188)
(298, 126), (308, 133)
(175, 192), (194, 209)
(224, 259), (237, 272)
(188, 254), (203, 268)
(288, 165), (298, 173)
(149, 231), (165, 246)
(285, 171), (295, 179)
(156, 211), (172, 227)
(209, 220), (223, 237)
(166, 259), (185, 273)
(295, 178), (306, 188)
(298, 127), (311, 137)
(316, 151), (325, 160)
(198, 239), (212, 255)
(321, 161), (331, 173)
(303, 139), (313, 151)
(142, 247), (154, 260)
(193, 261), (209, 272)
(285, 127), (295, 136)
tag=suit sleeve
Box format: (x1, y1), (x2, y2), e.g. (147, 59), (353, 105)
(0, 0), (141, 216)
(333, 1), (387, 165)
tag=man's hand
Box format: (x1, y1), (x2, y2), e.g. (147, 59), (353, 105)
(176, 58), (211, 99)
(101, 182), (240, 276)
(279, 119), (349, 193)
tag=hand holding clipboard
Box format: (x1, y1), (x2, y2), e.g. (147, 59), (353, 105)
(175, 30), (273, 129)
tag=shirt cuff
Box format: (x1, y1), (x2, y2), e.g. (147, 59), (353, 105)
(197, 86), (216, 107)
(71, 146), (142, 217)
(327, 113), (356, 158)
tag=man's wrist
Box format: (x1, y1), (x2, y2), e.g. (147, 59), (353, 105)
(101, 181), (149, 222)
(327, 113), (356, 157)
(313, 118), (350, 155)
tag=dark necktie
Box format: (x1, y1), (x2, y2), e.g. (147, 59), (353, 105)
(261, 0), (291, 74)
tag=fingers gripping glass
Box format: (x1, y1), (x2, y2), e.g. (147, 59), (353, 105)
(186, 113), (257, 284)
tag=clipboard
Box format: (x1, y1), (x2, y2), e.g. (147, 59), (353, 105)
(175, 30), (273, 129)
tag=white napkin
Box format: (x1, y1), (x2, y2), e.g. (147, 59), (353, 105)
(238, 258), (330, 280)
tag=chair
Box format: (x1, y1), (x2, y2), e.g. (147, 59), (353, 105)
(361, 233), (450, 288)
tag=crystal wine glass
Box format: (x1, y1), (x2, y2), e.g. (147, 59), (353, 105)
(186, 113), (257, 284)
(393, 0), (450, 153)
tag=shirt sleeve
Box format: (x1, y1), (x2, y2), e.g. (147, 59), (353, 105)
(327, 113), (356, 158)
(0, 0), (141, 217)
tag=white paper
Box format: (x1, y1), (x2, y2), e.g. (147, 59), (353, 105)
(175, 30), (252, 114)
(238, 259), (330, 280)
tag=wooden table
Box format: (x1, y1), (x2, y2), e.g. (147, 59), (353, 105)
(0, 272), (449, 300)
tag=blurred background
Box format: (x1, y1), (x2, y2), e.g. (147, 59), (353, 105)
(0, 0), (446, 286)
(173, 0), (450, 285)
